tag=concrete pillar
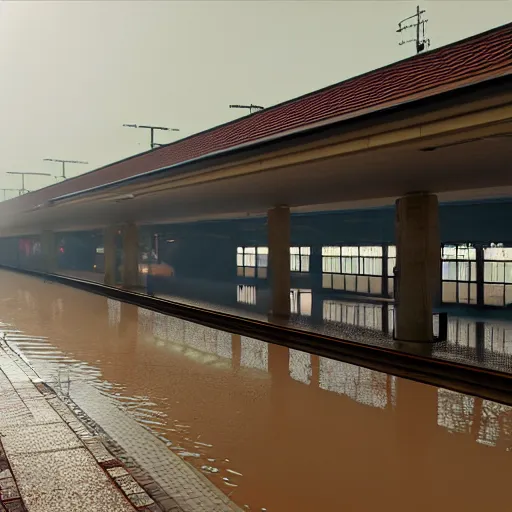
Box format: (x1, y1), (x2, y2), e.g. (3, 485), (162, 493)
(103, 226), (117, 286)
(394, 193), (440, 342)
(268, 206), (291, 318)
(40, 230), (57, 273)
(122, 223), (139, 289)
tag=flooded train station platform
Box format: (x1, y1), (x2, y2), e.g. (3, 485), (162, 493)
(51, 266), (512, 378)
(1, 269), (512, 512)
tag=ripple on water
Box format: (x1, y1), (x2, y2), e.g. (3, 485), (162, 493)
(1, 322), (239, 501)
(1, 325), (172, 440)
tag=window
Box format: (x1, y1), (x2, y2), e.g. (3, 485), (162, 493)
(359, 246), (382, 275)
(441, 244), (477, 305)
(387, 246), (396, 298)
(483, 245), (512, 306)
(485, 324), (512, 355)
(323, 300), (383, 331)
(257, 247), (268, 269)
(237, 284), (256, 305)
(446, 318), (477, 349)
(238, 246), (311, 276)
(237, 246), (268, 278)
(290, 289), (312, 316)
(322, 246), (341, 273)
(342, 246), (359, 274)
(290, 246), (310, 272)
(322, 246), (383, 295)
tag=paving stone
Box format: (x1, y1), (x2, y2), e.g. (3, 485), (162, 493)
(3, 500), (25, 512)
(100, 458), (122, 469)
(115, 474), (146, 496)
(159, 497), (184, 511)
(107, 466), (129, 479)
(0, 402), (32, 428)
(22, 399), (61, 424)
(0, 476), (19, 500)
(129, 492), (154, 507)
(145, 482), (161, 495)
(142, 505), (163, 512)
(0, 453), (9, 473)
(14, 387), (42, 400)
(0, 391), (18, 403)
(0, 423), (82, 456)
(84, 438), (117, 463)
(70, 384), (242, 511)
(1, 370), (29, 384)
(8, 448), (135, 511)
(0, 469), (12, 480)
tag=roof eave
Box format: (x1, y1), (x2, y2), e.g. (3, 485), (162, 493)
(49, 71), (512, 206)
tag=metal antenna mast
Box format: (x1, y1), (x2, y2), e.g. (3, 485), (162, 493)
(123, 124), (180, 150)
(6, 172), (52, 195)
(43, 159), (88, 180)
(229, 104), (264, 115)
(0, 188), (19, 201)
(397, 5), (430, 54)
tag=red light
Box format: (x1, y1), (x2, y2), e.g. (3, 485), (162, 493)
(59, 247), (64, 253)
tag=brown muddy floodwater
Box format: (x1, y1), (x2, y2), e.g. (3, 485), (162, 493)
(0, 270), (511, 512)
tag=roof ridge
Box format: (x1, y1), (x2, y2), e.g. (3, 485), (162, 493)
(151, 21), (512, 154)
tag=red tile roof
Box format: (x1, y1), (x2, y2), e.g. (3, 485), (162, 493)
(3, 22), (512, 214)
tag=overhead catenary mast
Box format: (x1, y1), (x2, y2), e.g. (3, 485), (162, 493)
(6, 171), (52, 195)
(229, 104), (264, 115)
(43, 159), (89, 180)
(123, 124), (180, 150)
(397, 5), (430, 54)
(0, 188), (19, 201)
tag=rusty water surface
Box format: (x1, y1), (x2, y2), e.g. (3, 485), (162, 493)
(0, 270), (511, 512)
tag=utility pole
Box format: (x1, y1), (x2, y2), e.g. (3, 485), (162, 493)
(397, 5), (430, 54)
(0, 188), (19, 201)
(43, 159), (88, 180)
(123, 124), (180, 150)
(6, 172), (52, 195)
(229, 104), (264, 115)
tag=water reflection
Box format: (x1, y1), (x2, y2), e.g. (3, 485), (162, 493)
(1, 270), (512, 511)
(289, 349), (312, 385)
(323, 298), (512, 361)
(107, 298), (121, 327)
(54, 267), (512, 364)
(241, 336), (268, 372)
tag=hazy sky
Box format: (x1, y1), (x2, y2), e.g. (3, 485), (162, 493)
(0, 0), (510, 196)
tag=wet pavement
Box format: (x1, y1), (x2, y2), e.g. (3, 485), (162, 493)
(0, 270), (512, 511)
(0, 343), (140, 512)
